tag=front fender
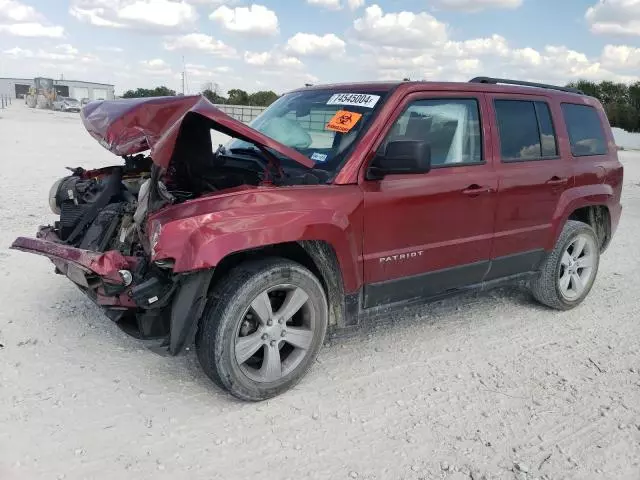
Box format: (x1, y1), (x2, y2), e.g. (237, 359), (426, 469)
(153, 207), (363, 293)
(548, 183), (614, 250)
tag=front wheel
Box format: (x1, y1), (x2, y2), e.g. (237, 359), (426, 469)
(196, 258), (328, 401)
(531, 220), (600, 310)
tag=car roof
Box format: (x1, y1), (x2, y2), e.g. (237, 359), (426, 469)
(289, 80), (596, 103)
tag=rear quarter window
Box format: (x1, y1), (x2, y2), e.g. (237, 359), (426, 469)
(561, 103), (608, 156)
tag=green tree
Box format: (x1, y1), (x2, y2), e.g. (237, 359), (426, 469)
(227, 88), (250, 105)
(567, 79), (639, 132)
(567, 80), (600, 99)
(248, 90), (279, 107)
(202, 89), (227, 104)
(121, 86), (176, 98)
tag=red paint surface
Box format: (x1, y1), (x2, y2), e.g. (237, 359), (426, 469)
(359, 91), (497, 284)
(149, 184), (365, 292)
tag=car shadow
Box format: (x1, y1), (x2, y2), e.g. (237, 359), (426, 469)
(46, 280), (545, 405)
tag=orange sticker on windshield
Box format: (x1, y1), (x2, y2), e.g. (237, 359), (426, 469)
(326, 110), (363, 133)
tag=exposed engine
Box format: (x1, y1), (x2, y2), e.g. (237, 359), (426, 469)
(46, 150), (266, 260)
(48, 154), (153, 255)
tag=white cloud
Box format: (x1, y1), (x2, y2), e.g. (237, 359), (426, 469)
(244, 51), (304, 69)
(164, 33), (237, 57)
(601, 44), (640, 69)
(52, 44), (80, 57)
(306, 0), (365, 10)
(69, 0), (197, 31)
(257, 71), (320, 92)
(432, 0), (522, 12)
(356, 22), (637, 85)
(455, 58), (482, 73)
(586, 0), (640, 36)
(3, 46), (34, 58)
(353, 5), (448, 47)
(186, 63), (231, 75)
(2, 43), (97, 63)
(185, 0), (236, 4)
(97, 46), (124, 53)
(0, 0), (64, 37)
(286, 33), (346, 57)
(210, 4), (279, 36)
(307, 0), (341, 10)
(140, 58), (173, 76)
(143, 58), (169, 68)
(441, 34), (510, 57)
(183, 63), (232, 90)
(0, 23), (64, 37)
(0, 0), (38, 22)
(349, 5), (637, 85)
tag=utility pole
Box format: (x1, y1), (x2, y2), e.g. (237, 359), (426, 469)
(181, 55), (186, 95)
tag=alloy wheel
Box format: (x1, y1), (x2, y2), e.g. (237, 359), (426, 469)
(234, 284), (316, 383)
(558, 233), (597, 300)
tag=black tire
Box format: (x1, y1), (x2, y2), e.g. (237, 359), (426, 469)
(531, 220), (600, 310)
(196, 257), (328, 401)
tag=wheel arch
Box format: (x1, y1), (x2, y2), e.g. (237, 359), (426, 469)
(568, 205), (611, 252)
(551, 184), (614, 252)
(167, 238), (358, 355)
(205, 240), (349, 328)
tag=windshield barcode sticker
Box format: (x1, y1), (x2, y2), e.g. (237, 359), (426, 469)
(327, 93), (380, 109)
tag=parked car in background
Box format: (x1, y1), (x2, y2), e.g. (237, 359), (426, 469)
(81, 98), (91, 106)
(53, 97), (81, 112)
(12, 77), (623, 401)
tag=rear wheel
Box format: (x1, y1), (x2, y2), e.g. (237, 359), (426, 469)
(531, 220), (600, 310)
(196, 258), (328, 401)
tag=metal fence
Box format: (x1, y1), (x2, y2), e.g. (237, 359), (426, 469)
(213, 104), (266, 123)
(213, 104), (337, 129)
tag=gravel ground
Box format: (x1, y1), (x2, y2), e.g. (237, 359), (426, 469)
(1, 104), (639, 480)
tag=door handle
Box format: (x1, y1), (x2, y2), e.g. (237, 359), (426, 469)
(546, 176), (568, 186)
(462, 184), (493, 196)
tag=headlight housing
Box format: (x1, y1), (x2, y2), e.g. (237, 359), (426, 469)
(48, 178), (64, 215)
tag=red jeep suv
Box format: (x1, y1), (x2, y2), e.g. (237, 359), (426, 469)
(12, 77), (623, 401)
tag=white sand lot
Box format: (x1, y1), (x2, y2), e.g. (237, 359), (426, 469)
(1, 104), (639, 480)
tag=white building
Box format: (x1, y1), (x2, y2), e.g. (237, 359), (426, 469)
(0, 77), (115, 101)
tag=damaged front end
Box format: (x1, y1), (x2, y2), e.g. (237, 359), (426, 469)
(11, 158), (189, 350)
(11, 95), (314, 354)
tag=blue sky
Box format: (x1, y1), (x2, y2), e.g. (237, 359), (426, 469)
(1, 0), (639, 95)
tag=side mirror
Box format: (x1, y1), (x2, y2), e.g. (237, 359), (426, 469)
(368, 140), (431, 179)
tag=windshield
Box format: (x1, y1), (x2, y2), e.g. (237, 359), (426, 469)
(226, 89), (388, 178)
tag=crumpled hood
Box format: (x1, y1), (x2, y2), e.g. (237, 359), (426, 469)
(80, 95), (315, 169)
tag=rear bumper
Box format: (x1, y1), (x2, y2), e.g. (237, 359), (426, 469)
(11, 227), (140, 308)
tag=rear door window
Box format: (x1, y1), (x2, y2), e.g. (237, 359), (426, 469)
(561, 103), (608, 156)
(495, 100), (558, 161)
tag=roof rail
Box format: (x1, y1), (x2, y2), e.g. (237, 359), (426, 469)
(469, 76), (584, 95)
